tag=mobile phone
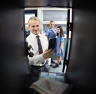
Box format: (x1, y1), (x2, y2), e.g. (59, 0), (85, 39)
(48, 38), (56, 49)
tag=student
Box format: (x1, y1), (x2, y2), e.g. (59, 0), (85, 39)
(26, 17), (54, 83)
(52, 26), (64, 68)
(45, 21), (56, 64)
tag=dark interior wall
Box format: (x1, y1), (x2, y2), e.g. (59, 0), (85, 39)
(66, 1), (96, 93)
(0, 8), (30, 88)
(0, 9), (24, 62)
(24, 0), (71, 7)
(0, 0), (72, 89)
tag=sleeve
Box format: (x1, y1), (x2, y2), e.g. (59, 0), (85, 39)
(26, 36), (46, 65)
(25, 37), (34, 57)
(28, 54), (45, 65)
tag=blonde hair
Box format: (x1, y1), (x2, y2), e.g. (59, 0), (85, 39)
(28, 16), (40, 23)
(28, 16), (40, 28)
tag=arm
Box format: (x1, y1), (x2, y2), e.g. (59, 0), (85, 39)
(26, 39), (45, 65)
(28, 49), (54, 66)
(26, 38), (44, 65)
(59, 37), (64, 50)
(59, 41), (63, 50)
(58, 41), (63, 54)
(28, 54), (45, 65)
(58, 37), (63, 54)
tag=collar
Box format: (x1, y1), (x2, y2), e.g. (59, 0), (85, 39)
(49, 28), (56, 31)
(30, 32), (41, 37)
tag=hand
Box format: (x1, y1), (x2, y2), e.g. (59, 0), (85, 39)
(43, 49), (54, 59)
(57, 49), (60, 54)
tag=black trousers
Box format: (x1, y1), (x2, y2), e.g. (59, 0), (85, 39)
(23, 65), (47, 88)
(29, 65), (42, 83)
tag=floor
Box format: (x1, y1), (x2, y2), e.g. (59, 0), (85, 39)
(40, 53), (65, 82)
(40, 72), (64, 82)
(44, 52), (64, 73)
(39, 38), (71, 82)
(49, 60), (63, 73)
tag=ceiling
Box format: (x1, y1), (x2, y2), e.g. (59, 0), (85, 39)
(0, 0), (72, 8)
(24, 0), (72, 8)
(0, 0), (96, 9)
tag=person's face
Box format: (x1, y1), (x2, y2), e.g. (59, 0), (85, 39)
(57, 28), (60, 33)
(29, 20), (40, 35)
(50, 22), (55, 29)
